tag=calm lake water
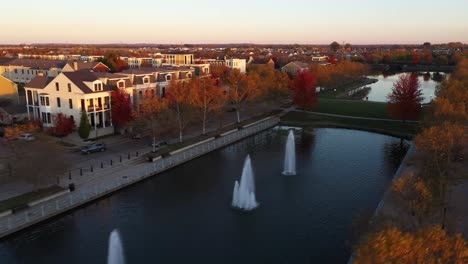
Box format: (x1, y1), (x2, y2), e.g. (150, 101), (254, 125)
(0, 128), (408, 264)
(366, 72), (445, 103)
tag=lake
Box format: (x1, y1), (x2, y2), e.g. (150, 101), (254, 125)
(0, 127), (408, 264)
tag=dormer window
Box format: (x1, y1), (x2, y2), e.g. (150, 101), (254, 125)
(187, 73), (192, 78)
(93, 82), (103, 91)
(117, 80), (125, 88)
(166, 74), (171, 81)
(143, 76), (150, 84)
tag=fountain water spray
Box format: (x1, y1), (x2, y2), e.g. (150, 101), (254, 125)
(232, 155), (258, 211)
(282, 130), (296, 176)
(107, 229), (125, 264)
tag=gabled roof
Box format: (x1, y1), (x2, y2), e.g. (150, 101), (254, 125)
(285, 61), (309, 69)
(26, 76), (55, 89)
(66, 61), (110, 71)
(62, 71), (102, 94)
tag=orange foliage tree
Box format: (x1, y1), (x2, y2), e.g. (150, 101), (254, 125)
(392, 172), (432, 227)
(354, 226), (468, 264)
(189, 78), (226, 135)
(225, 69), (261, 123)
(387, 73), (424, 121)
(167, 80), (194, 143)
(135, 94), (169, 152)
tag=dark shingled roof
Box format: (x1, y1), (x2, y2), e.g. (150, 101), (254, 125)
(62, 71), (101, 94)
(26, 76), (54, 89)
(0, 59), (66, 69)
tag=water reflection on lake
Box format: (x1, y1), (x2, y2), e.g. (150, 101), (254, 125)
(365, 72), (447, 103)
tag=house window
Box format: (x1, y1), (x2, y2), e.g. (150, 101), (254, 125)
(14, 69), (17, 74)
(69, 99), (73, 109)
(68, 83), (71, 92)
(118, 81), (125, 88)
(57, 97), (61, 107)
(143, 77), (149, 84)
(46, 97), (50, 106)
(56, 82), (59, 91)
(81, 99), (85, 110)
(166, 75), (171, 81)
(21, 69), (24, 74)
(47, 113), (51, 124)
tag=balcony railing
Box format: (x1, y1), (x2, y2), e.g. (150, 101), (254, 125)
(87, 104), (109, 112)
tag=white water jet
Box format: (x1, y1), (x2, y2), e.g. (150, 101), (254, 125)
(232, 155), (258, 211)
(107, 229), (125, 264)
(282, 130), (296, 176)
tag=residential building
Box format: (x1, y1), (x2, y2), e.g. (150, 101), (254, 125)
(247, 56), (275, 69)
(120, 57), (162, 68)
(62, 61), (110, 72)
(0, 59), (66, 84)
(203, 58), (246, 73)
(0, 75), (19, 104)
(281, 61), (309, 76)
(23, 65), (196, 136)
(311, 55), (328, 62)
(18, 53), (103, 62)
(24, 71), (121, 136)
(163, 53), (194, 65)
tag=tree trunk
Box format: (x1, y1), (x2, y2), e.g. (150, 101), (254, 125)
(236, 109), (240, 123)
(152, 136), (156, 152)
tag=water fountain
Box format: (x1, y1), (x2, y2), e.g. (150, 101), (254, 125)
(107, 229), (125, 264)
(282, 130), (296, 176)
(232, 155), (258, 211)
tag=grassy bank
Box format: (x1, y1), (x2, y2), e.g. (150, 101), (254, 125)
(281, 111), (420, 138)
(0, 185), (65, 213)
(314, 99), (390, 119)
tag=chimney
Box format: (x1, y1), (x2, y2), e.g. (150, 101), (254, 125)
(73, 61), (78, 71)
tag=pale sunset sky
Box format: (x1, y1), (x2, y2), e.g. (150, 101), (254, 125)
(2, 0), (467, 44)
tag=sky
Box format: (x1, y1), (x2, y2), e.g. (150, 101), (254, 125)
(1, 0), (467, 45)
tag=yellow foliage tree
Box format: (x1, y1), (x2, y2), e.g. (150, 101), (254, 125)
(355, 226), (468, 264)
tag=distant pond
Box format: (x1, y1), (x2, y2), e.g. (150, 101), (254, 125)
(365, 72), (447, 103)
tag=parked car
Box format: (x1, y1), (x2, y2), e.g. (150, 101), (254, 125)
(151, 141), (168, 148)
(131, 133), (142, 139)
(16, 133), (35, 141)
(81, 142), (106, 154)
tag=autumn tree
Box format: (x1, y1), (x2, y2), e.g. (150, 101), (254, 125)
(392, 172), (432, 227)
(78, 111), (91, 140)
(330, 41), (341, 52)
(354, 226), (468, 264)
(52, 113), (75, 140)
(387, 73), (424, 122)
(225, 69), (261, 123)
(167, 80), (194, 143)
(290, 71), (317, 110)
(111, 87), (133, 130)
(189, 78), (226, 135)
(210, 65), (230, 85)
(135, 94), (169, 152)
(250, 65), (290, 102)
(415, 122), (464, 205)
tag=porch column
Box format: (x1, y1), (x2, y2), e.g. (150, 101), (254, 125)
(25, 89), (30, 120)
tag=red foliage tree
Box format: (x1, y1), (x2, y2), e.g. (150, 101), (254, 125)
(387, 73), (424, 121)
(53, 113), (75, 139)
(111, 88), (133, 128)
(327, 56), (338, 64)
(412, 54), (420, 64)
(290, 71), (318, 110)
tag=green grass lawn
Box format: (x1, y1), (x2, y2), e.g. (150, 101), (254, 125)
(281, 111), (420, 138)
(0, 185), (65, 213)
(313, 99), (391, 119)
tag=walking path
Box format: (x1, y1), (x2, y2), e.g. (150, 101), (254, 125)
(292, 109), (420, 123)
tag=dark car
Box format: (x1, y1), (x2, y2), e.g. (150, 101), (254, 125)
(81, 142), (106, 154)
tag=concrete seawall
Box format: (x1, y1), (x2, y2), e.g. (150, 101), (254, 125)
(0, 116), (280, 239)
